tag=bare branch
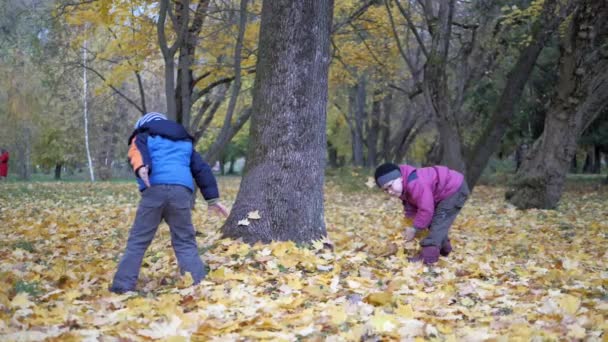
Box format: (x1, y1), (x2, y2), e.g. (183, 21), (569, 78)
(333, 0), (381, 33)
(348, 22), (386, 68)
(75, 62), (144, 113)
(384, 0), (416, 75)
(394, 0), (429, 58)
(191, 69), (255, 104)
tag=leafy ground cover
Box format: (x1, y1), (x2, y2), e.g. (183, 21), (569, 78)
(0, 179), (607, 341)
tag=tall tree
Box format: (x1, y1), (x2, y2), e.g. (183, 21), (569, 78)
(506, 0), (608, 209)
(465, 0), (575, 187)
(60, 0), (258, 165)
(221, 0), (334, 243)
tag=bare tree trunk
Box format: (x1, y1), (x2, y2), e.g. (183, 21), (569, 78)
(221, 0), (333, 244)
(19, 126), (32, 180)
(380, 91), (392, 162)
(592, 146), (602, 174)
(83, 40), (95, 182)
(366, 90), (381, 167)
(54, 163), (62, 180)
(204, 0), (251, 166)
(350, 77), (366, 166)
(506, 0), (608, 209)
(583, 145), (602, 174)
(157, 0), (187, 120)
(418, 0), (467, 172)
(466, 0), (573, 188)
(97, 101), (122, 180)
(327, 141), (339, 168)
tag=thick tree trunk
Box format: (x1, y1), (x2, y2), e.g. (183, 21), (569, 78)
(420, 0), (467, 172)
(466, 0), (571, 188)
(506, 0), (608, 209)
(221, 0), (333, 244)
(54, 163), (62, 180)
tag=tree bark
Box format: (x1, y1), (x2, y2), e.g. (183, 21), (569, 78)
(466, 0), (572, 188)
(20, 126), (32, 180)
(506, 0), (608, 209)
(349, 77), (366, 167)
(221, 0), (333, 244)
(83, 39), (95, 182)
(366, 90), (382, 167)
(583, 145), (602, 174)
(54, 163), (62, 180)
(203, 0), (252, 166)
(157, 0), (179, 120)
(327, 141), (339, 168)
(419, 0), (467, 172)
(380, 91), (392, 163)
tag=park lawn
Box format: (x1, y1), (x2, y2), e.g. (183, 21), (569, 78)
(0, 179), (607, 340)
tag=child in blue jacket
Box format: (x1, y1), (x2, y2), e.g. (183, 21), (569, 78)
(110, 112), (228, 294)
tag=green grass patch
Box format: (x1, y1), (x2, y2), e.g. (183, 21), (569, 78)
(13, 280), (41, 297)
(12, 240), (35, 253)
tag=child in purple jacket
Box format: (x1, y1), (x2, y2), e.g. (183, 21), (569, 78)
(374, 163), (469, 264)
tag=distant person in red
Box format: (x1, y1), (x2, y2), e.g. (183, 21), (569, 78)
(0, 148), (8, 180)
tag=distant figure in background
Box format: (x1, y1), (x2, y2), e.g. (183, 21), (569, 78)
(0, 148), (9, 180)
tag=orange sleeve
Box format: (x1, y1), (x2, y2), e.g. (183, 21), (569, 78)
(128, 137), (144, 172)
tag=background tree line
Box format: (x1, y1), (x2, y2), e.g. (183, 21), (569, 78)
(1, 0), (607, 242)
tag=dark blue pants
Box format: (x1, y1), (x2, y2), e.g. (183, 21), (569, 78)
(420, 182), (470, 248)
(111, 185), (206, 293)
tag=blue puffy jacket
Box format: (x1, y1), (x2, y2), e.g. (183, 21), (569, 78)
(127, 120), (219, 202)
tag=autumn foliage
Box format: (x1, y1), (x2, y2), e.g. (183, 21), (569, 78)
(0, 179), (607, 340)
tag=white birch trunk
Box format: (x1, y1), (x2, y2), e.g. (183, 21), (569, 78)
(83, 40), (95, 182)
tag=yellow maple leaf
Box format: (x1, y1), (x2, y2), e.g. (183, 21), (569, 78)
(10, 293), (34, 309)
(557, 294), (581, 315)
(365, 291), (394, 306)
(369, 311), (397, 333)
(395, 303), (414, 318)
(328, 306), (348, 325)
(247, 210), (261, 220)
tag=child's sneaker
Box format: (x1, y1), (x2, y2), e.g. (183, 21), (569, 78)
(408, 246), (440, 264)
(440, 239), (452, 257)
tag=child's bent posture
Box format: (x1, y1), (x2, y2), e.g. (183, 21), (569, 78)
(374, 163), (469, 264)
(110, 112), (228, 294)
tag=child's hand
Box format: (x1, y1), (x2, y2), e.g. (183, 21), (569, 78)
(138, 166), (151, 188)
(403, 227), (417, 242)
(208, 202), (229, 218)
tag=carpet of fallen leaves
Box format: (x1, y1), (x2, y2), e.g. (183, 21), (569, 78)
(0, 178), (607, 341)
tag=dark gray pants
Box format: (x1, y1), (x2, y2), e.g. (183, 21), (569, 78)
(111, 185), (206, 292)
(420, 182), (470, 248)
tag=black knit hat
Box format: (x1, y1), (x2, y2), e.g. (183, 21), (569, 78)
(374, 163), (401, 187)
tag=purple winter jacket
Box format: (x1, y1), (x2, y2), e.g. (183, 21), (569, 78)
(399, 164), (464, 229)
